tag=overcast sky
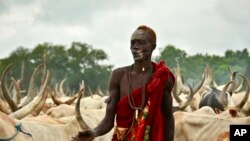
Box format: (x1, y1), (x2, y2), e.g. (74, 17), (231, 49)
(0, 0), (249, 68)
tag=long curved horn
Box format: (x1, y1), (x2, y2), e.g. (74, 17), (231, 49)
(50, 91), (65, 105)
(96, 85), (104, 97)
(204, 64), (218, 87)
(220, 81), (233, 108)
(203, 64), (212, 86)
(228, 66), (233, 75)
(172, 91), (183, 104)
(41, 51), (48, 85)
(172, 67), (178, 96)
(75, 84), (90, 129)
(212, 80), (218, 88)
(235, 75), (250, 109)
(178, 85), (195, 110)
(64, 93), (79, 105)
(0, 98), (11, 114)
(1, 64), (19, 112)
(21, 64), (44, 106)
(59, 79), (66, 97)
(176, 62), (190, 94)
(175, 61), (189, 94)
(192, 71), (206, 94)
(88, 86), (93, 98)
(9, 70), (49, 119)
(54, 83), (60, 97)
(234, 73), (247, 93)
(11, 77), (21, 106)
(172, 71), (183, 104)
(31, 87), (49, 116)
(50, 91), (79, 105)
(227, 71), (238, 95)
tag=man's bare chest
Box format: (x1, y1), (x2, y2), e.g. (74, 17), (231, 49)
(119, 72), (150, 99)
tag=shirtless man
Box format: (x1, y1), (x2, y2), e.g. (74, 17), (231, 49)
(72, 25), (175, 141)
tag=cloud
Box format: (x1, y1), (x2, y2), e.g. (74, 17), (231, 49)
(0, 0), (249, 68)
(34, 0), (145, 25)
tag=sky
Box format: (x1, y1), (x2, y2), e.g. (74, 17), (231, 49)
(0, 0), (250, 68)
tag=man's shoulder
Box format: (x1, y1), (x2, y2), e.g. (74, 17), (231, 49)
(111, 65), (130, 76)
(113, 66), (130, 72)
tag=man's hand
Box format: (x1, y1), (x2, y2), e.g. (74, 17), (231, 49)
(71, 129), (95, 141)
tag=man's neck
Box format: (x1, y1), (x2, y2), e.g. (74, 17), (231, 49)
(132, 61), (152, 73)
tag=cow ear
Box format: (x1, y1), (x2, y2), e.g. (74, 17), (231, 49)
(229, 109), (238, 118)
(214, 108), (222, 114)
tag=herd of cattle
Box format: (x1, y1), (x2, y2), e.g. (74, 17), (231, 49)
(0, 63), (249, 141)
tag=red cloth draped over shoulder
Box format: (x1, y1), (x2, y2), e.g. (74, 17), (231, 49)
(114, 61), (175, 141)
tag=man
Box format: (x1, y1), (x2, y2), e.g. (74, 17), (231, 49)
(72, 25), (175, 141)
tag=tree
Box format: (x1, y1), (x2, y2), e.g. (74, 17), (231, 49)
(66, 42), (112, 93)
(155, 46), (250, 86)
(156, 45), (187, 70)
(0, 42), (113, 96)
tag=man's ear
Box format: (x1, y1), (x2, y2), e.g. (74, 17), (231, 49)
(152, 43), (156, 50)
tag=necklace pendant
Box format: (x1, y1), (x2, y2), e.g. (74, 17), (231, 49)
(135, 110), (138, 119)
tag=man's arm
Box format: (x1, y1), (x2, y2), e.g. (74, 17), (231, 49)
(93, 68), (121, 136)
(71, 69), (121, 141)
(162, 76), (175, 141)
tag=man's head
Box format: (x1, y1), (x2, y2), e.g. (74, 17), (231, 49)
(130, 25), (157, 61)
(136, 25), (156, 46)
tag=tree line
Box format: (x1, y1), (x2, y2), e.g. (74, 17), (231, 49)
(156, 45), (250, 86)
(0, 42), (112, 96)
(0, 42), (249, 95)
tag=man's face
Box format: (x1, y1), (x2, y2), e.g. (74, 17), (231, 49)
(130, 29), (155, 61)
